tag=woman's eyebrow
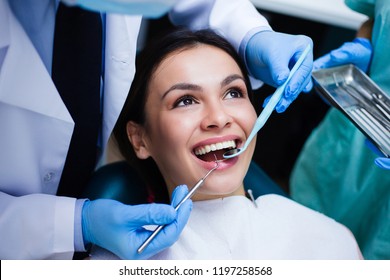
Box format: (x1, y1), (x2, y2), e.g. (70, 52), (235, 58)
(161, 83), (202, 100)
(161, 74), (244, 100)
(221, 74), (245, 88)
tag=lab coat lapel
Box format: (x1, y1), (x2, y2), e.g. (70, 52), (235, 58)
(0, 0), (73, 124)
(0, 1), (10, 70)
(102, 14), (141, 151)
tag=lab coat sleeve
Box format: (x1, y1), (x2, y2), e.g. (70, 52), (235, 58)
(169, 0), (271, 53)
(0, 192), (76, 259)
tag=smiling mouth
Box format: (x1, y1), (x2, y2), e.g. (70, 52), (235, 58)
(194, 140), (236, 161)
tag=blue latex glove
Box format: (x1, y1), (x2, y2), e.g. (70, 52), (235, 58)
(245, 31), (314, 113)
(82, 185), (192, 259)
(365, 139), (390, 170)
(375, 157), (390, 169)
(70, 0), (176, 17)
(313, 38), (372, 72)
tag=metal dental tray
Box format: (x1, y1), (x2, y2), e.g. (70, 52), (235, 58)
(312, 64), (390, 157)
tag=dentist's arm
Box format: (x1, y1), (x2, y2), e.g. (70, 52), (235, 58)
(0, 185), (191, 259)
(0, 192), (77, 259)
(245, 31), (313, 112)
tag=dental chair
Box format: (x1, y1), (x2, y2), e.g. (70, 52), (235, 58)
(83, 160), (287, 204)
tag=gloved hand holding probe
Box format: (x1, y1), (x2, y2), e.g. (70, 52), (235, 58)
(245, 31), (314, 113)
(82, 185), (192, 259)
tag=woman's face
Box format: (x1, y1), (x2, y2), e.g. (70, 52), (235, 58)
(128, 44), (257, 200)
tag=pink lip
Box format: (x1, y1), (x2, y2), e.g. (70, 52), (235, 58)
(193, 154), (239, 171)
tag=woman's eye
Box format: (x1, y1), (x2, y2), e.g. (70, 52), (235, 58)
(224, 88), (244, 99)
(174, 95), (197, 108)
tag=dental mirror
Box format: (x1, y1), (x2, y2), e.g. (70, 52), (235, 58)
(223, 44), (311, 159)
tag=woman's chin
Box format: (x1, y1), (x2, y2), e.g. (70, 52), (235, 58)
(192, 179), (245, 200)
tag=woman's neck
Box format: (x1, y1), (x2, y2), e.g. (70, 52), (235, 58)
(179, 186), (246, 202)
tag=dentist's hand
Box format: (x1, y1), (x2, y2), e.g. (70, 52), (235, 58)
(313, 38), (372, 72)
(375, 157), (390, 169)
(246, 31), (313, 113)
(82, 185), (192, 259)
(365, 139), (390, 170)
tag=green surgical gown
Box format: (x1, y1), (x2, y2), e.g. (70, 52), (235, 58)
(290, 0), (390, 259)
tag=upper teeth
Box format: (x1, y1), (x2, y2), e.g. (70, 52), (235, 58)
(194, 140), (236, 156)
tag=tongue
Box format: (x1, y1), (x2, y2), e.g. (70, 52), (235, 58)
(198, 150), (225, 161)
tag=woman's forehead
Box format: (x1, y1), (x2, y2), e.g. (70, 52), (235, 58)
(151, 44), (241, 84)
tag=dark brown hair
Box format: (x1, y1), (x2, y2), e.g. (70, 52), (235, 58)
(114, 28), (253, 202)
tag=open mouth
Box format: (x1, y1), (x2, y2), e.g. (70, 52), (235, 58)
(194, 140), (237, 161)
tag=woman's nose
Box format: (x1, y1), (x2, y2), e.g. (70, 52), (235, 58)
(200, 102), (233, 130)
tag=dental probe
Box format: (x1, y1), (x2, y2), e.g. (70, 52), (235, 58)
(137, 159), (220, 254)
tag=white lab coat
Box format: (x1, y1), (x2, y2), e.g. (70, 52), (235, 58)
(0, 0), (270, 259)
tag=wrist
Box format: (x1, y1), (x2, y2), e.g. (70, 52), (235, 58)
(73, 199), (90, 252)
(243, 29), (273, 77)
(81, 199), (92, 248)
(353, 37), (372, 51)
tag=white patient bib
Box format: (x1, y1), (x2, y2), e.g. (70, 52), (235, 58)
(150, 195), (361, 260)
(90, 194), (361, 260)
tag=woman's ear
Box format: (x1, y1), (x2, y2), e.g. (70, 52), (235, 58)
(126, 121), (151, 159)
